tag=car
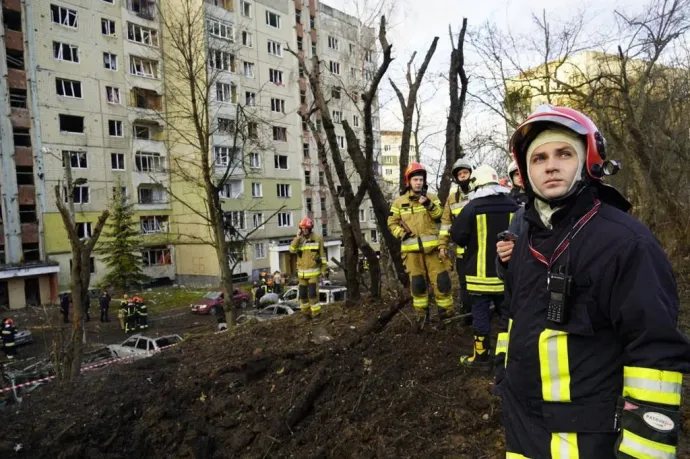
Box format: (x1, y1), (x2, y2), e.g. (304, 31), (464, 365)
(14, 329), (33, 346)
(236, 304), (295, 324)
(107, 334), (183, 359)
(279, 284), (347, 306)
(190, 289), (251, 315)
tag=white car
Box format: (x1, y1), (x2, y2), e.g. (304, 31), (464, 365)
(107, 334), (183, 359)
(280, 285), (347, 306)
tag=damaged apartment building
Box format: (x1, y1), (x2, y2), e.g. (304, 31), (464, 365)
(1, 0), (59, 308)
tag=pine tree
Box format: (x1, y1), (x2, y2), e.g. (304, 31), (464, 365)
(98, 187), (147, 289)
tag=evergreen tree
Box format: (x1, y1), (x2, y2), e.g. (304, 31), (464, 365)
(98, 187), (147, 289)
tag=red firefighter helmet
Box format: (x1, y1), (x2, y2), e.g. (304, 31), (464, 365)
(298, 217), (313, 229)
(509, 104), (607, 188)
(404, 162), (427, 187)
(4, 318), (14, 326)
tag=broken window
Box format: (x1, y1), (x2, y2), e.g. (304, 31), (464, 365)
(133, 125), (152, 139)
(106, 86), (121, 104)
(131, 88), (162, 110)
(55, 78), (82, 98)
(135, 152), (164, 172)
(51, 4), (77, 28)
(128, 0), (156, 20)
(127, 22), (158, 46)
(103, 53), (118, 70)
(138, 186), (166, 204)
(9, 88), (27, 108)
(3, 9), (21, 31)
(16, 166), (34, 185)
(22, 243), (40, 262)
(62, 150), (88, 169)
(59, 114), (84, 133)
(272, 126), (287, 141)
(129, 56), (158, 78)
(53, 41), (79, 62)
(274, 155), (288, 169)
(142, 246), (172, 266)
(101, 18), (116, 36)
(217, 118), (234, 134)
(247, 122), (258, 139)
(140, 215), (168, 233)
(19, 205), (36, 223)
(63, 185), (89, 203)
(13, 128), (31, 147)
(269, 68), (283, 84)
(6, 49), (24, 69)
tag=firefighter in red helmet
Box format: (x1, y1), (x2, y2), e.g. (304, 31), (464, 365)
(289, 217), (328, 319)
(493, 104), (690, 458)
(387, 162), (453, 329)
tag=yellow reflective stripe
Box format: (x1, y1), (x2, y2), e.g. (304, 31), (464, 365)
(412, 297), (428, 308)
(623, 366), (682, 406)
(440, 224), (451, 231)
(505, 318), (513, 364)
(311, 304), (322, 313)
(467, 283), (505, 293)
(496, 332), (509, 355)
(289, 246), (298, 253)
(506, 453), (531, 459)
(509, 212), (515, 223)
(539, 329), (571, 402)
(465, 275), (503, 285)
(476, 214), (487, 278)
(390, 206), (401, 215)
(393, 227), (406, 238)
(436, 297), (453, 308)
(455, 246), (465, 256)
(550, 433), (579, 459)
(399, 208), (414, 215)
(450, 202), (465, 211)
(439, 230), (450, 237)
(618, 429), (675, 459)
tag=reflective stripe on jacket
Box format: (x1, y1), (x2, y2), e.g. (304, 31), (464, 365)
(387, 191), (442, 253)
(289, 233), (326, 277)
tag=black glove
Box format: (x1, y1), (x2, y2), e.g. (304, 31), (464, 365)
(421, 198), (433, 209)
(402, 231), (414, 240)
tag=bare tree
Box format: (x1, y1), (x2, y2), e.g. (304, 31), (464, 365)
(438, 20), (469, 203)
(389, 38), (440, 190)
(159, 0), (283, 324)
(52, 154), (109, 380)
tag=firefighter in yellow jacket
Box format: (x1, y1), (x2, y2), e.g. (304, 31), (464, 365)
(388, 162), (453, 326)
(289, 217), (327, 319)
(439, 158), (473, 320)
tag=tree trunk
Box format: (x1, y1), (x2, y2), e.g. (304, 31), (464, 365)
(68, 258), (85, 379)
(341, 227), (360, 305)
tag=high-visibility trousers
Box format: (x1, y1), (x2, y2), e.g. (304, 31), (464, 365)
(298, 277), (320, 317)
(403, 251), (453, 317)
(497, 383), (617, 458)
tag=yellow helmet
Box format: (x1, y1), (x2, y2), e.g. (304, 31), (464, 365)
(471, 165), (500, 189)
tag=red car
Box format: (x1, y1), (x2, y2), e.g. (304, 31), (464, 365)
(190, 289), (251, 315)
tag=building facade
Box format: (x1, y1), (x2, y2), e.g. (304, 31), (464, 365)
(0, 0), (383, 307)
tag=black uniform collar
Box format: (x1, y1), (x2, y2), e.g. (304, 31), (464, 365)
(525, 185), (598, 231)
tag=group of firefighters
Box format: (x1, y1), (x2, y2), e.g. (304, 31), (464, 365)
(386, 104), (690, 458)
(118, 294), (148, 334)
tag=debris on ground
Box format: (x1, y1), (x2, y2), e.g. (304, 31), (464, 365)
(1, 293), (689, 458)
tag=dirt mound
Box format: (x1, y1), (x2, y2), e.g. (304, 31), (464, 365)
(1, 298), (689, 458)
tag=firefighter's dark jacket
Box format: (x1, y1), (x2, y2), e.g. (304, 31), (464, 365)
(494, 185), (690, 432)
(450, 193), (518, 294)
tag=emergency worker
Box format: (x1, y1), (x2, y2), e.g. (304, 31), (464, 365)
(388, 162), (453, 328)
(135, 296), (148, 330)
(1, 318), (17, 360)
(450, 164), (518, 368)
(508, 160), (528, 206)
(494, 104), (690, 458)
(289, 217), (327, 319)
(125, 297), (138, 334)
(439, 158), (473, 320)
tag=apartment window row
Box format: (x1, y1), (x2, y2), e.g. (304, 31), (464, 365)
(209, 49), (236, 72)
(208, 18), (234, 40)
(127, 22), (159, 46)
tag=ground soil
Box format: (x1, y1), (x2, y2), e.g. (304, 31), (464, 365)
(0, 289), (689, 459)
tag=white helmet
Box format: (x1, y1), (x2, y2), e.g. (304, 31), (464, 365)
(471, 165), (500, 190)
(451, 158), (473, 179)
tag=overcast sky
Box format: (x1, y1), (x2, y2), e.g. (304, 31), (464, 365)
(325, 0), (649, 170)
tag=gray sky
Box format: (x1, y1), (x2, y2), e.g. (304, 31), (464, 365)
(327, 0), (648, 169)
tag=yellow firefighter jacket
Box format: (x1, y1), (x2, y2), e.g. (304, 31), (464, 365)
(289, 233), (327, 279)
(388, 191), (443, 253)
(439, 187), (472, 257)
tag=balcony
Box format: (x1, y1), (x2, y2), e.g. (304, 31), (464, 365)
(15, 147), (33, 167)
(128, 0), (156, 20)
(136, 185), (169, 210)
(21, 223), (38, 244)
(131, 88), (163, 112)
(8, 68), (26, 89)
(18, 185), (35, 205)
(5, 30), (22, 51)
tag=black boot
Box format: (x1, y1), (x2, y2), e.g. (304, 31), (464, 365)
(459, 335), (492, 370)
